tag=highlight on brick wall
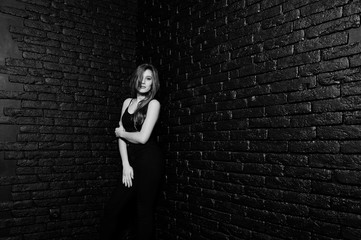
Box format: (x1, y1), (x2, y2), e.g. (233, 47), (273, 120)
(1, 0), (361, 239)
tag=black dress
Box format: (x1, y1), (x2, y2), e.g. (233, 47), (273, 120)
(101, 101), (164, 240)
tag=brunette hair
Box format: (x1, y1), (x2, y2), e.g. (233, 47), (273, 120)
(129, 63), (160, 129)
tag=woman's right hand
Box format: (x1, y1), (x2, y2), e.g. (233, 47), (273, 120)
(122, 164), (134, 188)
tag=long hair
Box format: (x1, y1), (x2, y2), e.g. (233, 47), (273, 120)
(129, 63), (160, 129)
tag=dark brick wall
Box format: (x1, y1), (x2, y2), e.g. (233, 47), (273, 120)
(138, 0), (361, 239)
(0, 0), (137, 239)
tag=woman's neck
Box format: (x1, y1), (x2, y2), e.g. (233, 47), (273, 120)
(136, 94), (146, 102)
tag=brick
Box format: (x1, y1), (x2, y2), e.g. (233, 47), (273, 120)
(312, 208), (361, 230)
(205, 91), (236, 103)
(194, 82), (223, 96)
(307, 217), (341, 237)
(278, 50), (320, 69)
(214, 140), (248, 151)
(237, 85), (270, 98)
(341, 96), (361, 111)
(265, 200), (309, 217)
(255, 22), (293, 43)
(249, 140), (288, 152)
(317, 68), (361, 85)
(0, 4), (27, 18)
(322, 41), (361, 60)
(340, 141), (361, 153)
(249, 116), (290, 128)
(261, 9), (299, 29)
(5, 58), (42, 68)
(299, 0), (347, 17)
(203, 131), (229, 141)
(243, 163), (275, 175)
(266, 153), (308, 166)
(9, 25), (47, 38)
(24, 19), (57, 32)
(264, 30), (304, 50)
(344, 111), (361, 125)
(269, 77), (316, 93)
(283, 191), (331, 208)
(349, 54), (361, 67)
(343, 1), (361, 16)
(231, 152), (264, 163)
(299, 57), (349, 76)
(203, 72), (228, 84)
(261, 0), (284, 9)
(265, 102), (311, 116)
(256, 67), (298, 84)
(216, 119), (247, 130)
(268, 127), (316, 140)
(295, 31), (347, 53)
(192, 102), (217, 114)
(222, 56), (253, 72)
(22, 52), (59, 62)
(334, 170), (361, 185)
(231, 129), (267, 140)
(3, 108), (42, 117)
(233, 106), (265, 118)
(246, 186), (283, 202)
(265, 176), (311, 192)
(343, 227), (361, 240)
(318, 125), (361, 140)
(294, 7), (342, 30)
(248, 93), (287, 107)
(288, 85), (340, 103)
(284, 166), (331, 180)
(12, 183), (49, 192)
(247, 5), (282, 25)
(289, 141), (340, 153)
(227, 24), (252, 42)
(305, 15), (360, 39)
(232, 44), (262, 60)
(229, 173), (265, 188)
(255, 45), (293, 62)
(18, 42), (46, 54)
(311, 98), (344, 113)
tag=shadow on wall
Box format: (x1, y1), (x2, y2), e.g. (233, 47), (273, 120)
(0, 0), (24, 202)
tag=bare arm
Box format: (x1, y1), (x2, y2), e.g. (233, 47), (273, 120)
(118, 98), (133, 187)
(115, 99), (160, 144)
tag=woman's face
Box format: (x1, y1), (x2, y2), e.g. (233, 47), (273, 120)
(137, 69), (153, 94)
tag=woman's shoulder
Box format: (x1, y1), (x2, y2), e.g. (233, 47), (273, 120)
(121, 98), (133, 113)
(123, 98), (133, 107)
(148, 99), (160, 108)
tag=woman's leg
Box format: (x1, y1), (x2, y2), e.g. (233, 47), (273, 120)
(136, 147), (164, 240)
(100, 182), (136, 240)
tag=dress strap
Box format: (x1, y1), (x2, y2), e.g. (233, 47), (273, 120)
(128, 98), (133, 108)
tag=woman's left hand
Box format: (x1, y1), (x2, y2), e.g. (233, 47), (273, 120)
(115, 126), (125, 138)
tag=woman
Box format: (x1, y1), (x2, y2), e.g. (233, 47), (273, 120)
(101, 64), (164, 240)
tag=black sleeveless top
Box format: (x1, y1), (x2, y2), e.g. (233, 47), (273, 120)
(121, 100), (156, 144)
(122, 100), (144, 132)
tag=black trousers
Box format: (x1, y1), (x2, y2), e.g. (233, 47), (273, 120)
(101, 142), (164, 240)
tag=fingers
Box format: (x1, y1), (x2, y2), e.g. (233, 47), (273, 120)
(122, 170), (134, 188)
(114, 127), (125, 137)
(122, 175), (132, 187)
(115, 128), (122, 137)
